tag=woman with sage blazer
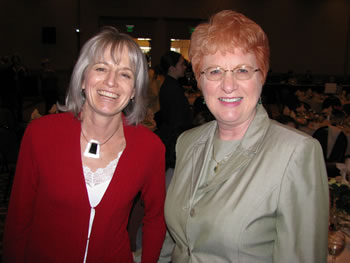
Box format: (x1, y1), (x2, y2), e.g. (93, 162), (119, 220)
(158, 10), (329, 263)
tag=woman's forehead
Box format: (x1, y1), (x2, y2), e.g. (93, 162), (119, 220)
(95, 44), (124, 61)
(92, 45), (134, 68)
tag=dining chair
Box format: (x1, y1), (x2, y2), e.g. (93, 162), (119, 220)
(312, 126), (347, 163)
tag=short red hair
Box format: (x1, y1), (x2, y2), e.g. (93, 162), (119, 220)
(189, 10), (270, 84)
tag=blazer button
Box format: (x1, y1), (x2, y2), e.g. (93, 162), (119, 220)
(190, 208), (195, 217)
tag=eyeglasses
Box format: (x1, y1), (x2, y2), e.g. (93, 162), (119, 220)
(200, 65), (260, 81)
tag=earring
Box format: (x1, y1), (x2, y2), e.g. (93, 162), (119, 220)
(130, 97), (134, 103)
(258, 97), (262, 104)
(81, 89), (86, 98)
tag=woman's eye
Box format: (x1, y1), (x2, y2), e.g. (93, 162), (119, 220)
(209, 68), (222, 75)
(122, 73), (131, 79)
(119, 71), (133, 79)
(236, 68), (249, 74)
(95, 67), (106, 72)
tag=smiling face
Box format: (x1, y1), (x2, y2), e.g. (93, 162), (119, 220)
(82, 46), (135, 120)
(199, 48), (263, 131)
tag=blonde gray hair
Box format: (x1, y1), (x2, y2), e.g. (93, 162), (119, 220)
(58, 26), (148, 125)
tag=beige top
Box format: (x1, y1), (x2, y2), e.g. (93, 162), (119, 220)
(195, 136), (240, 204)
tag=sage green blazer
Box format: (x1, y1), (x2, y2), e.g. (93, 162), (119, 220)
(159, 105), (329, 263)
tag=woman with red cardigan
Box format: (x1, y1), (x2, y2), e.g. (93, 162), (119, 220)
(3, 27), (166, 262)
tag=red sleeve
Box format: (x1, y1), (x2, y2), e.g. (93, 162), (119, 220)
(140, 141), (166, 263)
(3, 124), (39, 263)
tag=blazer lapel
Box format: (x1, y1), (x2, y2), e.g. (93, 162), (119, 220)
(188, 122), (216, 198)
(194, 104), (270, 194)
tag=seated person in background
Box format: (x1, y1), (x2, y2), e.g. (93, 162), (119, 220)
(141, 107), (157, 131)
(30, 104), (59, 121)
(275, 114), (299, 129)
(295, 88), (306, 100)
(282, 94), (309, 125)
(322, 95), (344, 123)
(321, 96), (346, 127)
(192, 95), (215, 127)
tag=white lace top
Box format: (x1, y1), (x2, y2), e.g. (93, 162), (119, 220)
(83, 151), (123, 262)
(84, 155), (120, 207)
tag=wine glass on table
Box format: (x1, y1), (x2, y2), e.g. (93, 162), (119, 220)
(328, 230), (346, 263)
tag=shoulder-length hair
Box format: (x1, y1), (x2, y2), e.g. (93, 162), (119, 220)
(189, 10), (270, 85)
(58, 26), (148, 125)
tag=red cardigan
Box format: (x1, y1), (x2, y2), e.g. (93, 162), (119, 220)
(3, 113), (166, 262)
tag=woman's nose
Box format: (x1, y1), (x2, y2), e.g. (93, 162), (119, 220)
(222, 72), (238, 93)
(105, 71), (117, 87)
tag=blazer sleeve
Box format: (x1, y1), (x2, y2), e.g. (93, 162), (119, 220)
(273, 137), (329, 262)
(140, 141), (167, 263)
(3, 124), (39, 262)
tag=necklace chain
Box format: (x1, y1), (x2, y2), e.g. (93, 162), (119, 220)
(81, 126), (118, 146)
(212, 144), (234, 173)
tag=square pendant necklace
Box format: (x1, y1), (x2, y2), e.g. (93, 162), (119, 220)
(83, 139), (101, 159)
(81, 127), (118, 159)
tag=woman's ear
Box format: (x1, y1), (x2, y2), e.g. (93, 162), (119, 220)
(131, 88), (135, 100)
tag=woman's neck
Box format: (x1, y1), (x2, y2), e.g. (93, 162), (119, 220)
(80, 111), (123, 142)
(217, 125), (247, 141)
(168, 71), (178, 80)
(216, 111), (256, 141)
